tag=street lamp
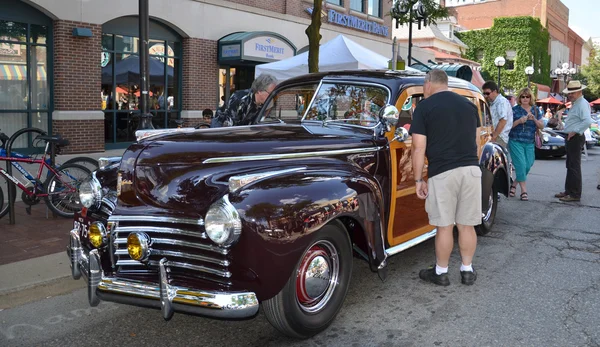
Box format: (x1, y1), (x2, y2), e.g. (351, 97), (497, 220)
(391, 0), (429, 67)
(524, 66), (534, 88)
(494, 56), (506, 91)
(555, 64), (577, 97)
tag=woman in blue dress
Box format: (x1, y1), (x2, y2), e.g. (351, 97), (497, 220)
(508, 87), (545, 201)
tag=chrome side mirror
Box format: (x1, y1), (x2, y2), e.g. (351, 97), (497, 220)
(379, 105), (400, 127)
(392, 127), (409, 143)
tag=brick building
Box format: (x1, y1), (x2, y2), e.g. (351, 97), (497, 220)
(444, 0), (586, 94)
(0, 0), (393, 153)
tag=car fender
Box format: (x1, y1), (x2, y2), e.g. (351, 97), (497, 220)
(479, 142), (510, 211)
(228, 169), (384, 301)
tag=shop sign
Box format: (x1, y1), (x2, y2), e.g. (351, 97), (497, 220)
(221, 44), (241, 58)
(243, 36), (294, 62)
(0, 39), (21, 56)
(306, 8), (389, 37)
(101, 51), (110, 67)
(149, 44), (175, 67)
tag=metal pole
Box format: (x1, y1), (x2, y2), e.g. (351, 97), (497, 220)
(527, 75), (531, 88)
(137, 0), (154, 130)
(391, 37), (397, 71)
(6, 148), (15, 224)
(408, 9), (413, 67)
(497, 67), (501, 92)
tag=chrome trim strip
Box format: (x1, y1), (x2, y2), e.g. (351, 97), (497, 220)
(115, 259), (231, 278)
(116, 226), (207, 239)
(97, 277), (259, 319)
(229, 167), (306, 192)
(115, 249), (230, 267)
(203, 146), (382, 164)
(115, 237), (228, 255)
(109, 215), (204, 226)
(384, 229), (437, 257)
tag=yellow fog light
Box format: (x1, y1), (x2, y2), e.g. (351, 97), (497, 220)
(88, 222), (107, 248)
(127, 233), (150, 262)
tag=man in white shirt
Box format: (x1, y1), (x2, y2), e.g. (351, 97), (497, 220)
(482, 81), (513, 149)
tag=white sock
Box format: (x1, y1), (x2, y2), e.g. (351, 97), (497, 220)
(460, 263), (473, 272)
(435, 264), (448, 275)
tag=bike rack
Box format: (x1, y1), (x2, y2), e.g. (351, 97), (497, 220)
(5, 128), (48, 224)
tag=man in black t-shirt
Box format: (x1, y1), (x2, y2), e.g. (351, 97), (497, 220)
(409, 70), (481, 286)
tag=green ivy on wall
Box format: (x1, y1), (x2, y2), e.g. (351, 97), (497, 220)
(456, 16), (551, 95)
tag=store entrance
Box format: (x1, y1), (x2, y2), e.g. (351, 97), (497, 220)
(218, 65), (256, 109)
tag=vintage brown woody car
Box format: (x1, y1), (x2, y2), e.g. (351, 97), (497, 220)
(68, 70), (510, 338)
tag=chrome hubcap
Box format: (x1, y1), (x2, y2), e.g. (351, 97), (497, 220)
(483, 190), (494, 221)
(296, 241), (339, 313)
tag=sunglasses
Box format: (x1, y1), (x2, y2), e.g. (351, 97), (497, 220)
(483, 92), (491, 96)
(521, 95), (531, 98)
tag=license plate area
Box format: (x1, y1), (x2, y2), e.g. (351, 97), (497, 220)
(74, 211), (94, 248)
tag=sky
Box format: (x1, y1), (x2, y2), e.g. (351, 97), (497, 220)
(561, 0), (599, 40)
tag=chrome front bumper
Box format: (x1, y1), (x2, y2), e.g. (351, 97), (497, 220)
(67, 229), (259, 319)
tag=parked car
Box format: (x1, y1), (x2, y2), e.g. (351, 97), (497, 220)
(67, 70), (511, 339)
(535, 128), (566, 159)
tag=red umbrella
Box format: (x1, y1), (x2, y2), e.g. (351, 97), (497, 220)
(536, 96), (563, 105)
(115, 86), (153, 97)
(590, 98), (600, 106)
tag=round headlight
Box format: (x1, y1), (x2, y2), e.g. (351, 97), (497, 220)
(79, 174), (102, 209)
(543, 133), (550, 143)
(205, 195), (242, 247)
(88, 222), (107, 248)
(127, 233), (150, 262)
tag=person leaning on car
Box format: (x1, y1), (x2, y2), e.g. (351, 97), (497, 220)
(409, 69), (481, 287)
(555, 80), (593, 202)
(212, 73), (278, 127)
(482, 81), (512, 149)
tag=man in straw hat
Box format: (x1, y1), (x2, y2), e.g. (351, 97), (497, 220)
(555, 80), (592, 202)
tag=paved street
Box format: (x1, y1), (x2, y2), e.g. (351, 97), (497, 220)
(1, 149), (600, 347)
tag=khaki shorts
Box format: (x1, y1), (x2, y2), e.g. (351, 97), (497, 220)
(425, 166), (482, 227)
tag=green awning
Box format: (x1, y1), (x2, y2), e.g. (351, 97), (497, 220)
(410, 63), (473, 82)
(218, 31), (297, 64)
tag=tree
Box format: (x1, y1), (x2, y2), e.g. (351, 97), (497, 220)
(581, 45), (600, 100)
(305, 0), (323, 73)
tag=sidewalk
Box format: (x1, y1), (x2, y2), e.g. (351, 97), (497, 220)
(0, 149), (124, 295)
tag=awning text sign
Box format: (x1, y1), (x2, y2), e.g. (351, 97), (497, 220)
(243, 36), (295, 62)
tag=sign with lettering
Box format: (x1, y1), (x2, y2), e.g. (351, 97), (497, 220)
(221, 44), (241, 58)
(0, 39), (21, 56)
(325, 9), (389, 37)
(243, 36), (295, 62)
(149, 44), (175, 67)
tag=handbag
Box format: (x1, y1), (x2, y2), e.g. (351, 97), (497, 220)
(535, 129), (543, 149)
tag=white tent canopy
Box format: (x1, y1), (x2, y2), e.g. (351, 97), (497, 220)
(255, 35), (418, 81)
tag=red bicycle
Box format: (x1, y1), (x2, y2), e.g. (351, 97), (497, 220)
(0, 134), (91, 218)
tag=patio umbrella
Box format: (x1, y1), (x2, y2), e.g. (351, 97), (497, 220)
(536, 96), (563, 105)
(589, 98), (600, 106)
(102, 55), (173, 85)
(116, 86), (153, 96)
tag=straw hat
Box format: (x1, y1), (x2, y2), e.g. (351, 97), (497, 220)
(562, 80), (587, 94)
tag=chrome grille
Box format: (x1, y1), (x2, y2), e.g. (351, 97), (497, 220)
(109, 215), (231, 286)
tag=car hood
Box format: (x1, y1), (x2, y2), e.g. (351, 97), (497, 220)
(135, 123), (377, 166)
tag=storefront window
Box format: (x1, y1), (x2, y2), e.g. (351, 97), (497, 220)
(0, 19), (50, 149)
(327, 0), (343, 6)
(102, 18), (182, 148)
(368, 0), (382, 17)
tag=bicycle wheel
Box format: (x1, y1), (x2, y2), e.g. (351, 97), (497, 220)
(0, 175), (16, 219)
(62, 157), (99, 173)
(44, 163), (91, 218)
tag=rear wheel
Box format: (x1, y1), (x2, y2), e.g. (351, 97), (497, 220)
(44, 163), (90, 218)
(62, 157), (99, 172)
(263, 223), (352, 338)
(0, 175), (15, 219)
(476, 184), (498, 236)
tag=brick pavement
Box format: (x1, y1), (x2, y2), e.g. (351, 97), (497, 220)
(0, 201), (72, 266)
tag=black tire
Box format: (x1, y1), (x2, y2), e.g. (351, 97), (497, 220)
(62, 157), (99, 173)
(263, 222), (352, 339)
(476, 184), (498, 236)
(0, 175), (16, 219)
(43, 163), (90, 218)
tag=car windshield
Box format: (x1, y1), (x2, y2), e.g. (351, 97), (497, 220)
(260, 83), (320, 123)
(301, 83), (389, 127)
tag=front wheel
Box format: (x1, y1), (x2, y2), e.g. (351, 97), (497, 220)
(262, 222), (352, 339)
(476, 184), (498, 236)
(0, 175), (16, 219)
(62, 157), (99, 173)
(44, 163), (90, 218)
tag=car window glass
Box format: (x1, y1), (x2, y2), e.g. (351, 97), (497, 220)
(260, 84), (319, 123)
(480, 100), (492, 127)
(397, 94), (424, 129)
(302, 83), (388, 126)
